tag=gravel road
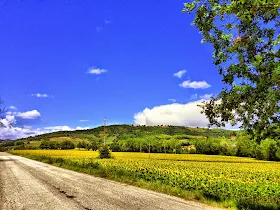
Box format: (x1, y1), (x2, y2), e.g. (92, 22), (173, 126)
(0, 152), (221, 210)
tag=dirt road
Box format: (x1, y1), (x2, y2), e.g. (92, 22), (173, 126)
(0, 152), (221, 210)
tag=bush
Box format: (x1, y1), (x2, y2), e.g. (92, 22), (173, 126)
(40, 140), (60, 149)
(87, 141), (99, 151)
(15, 141), (24, 146)
(77, 141), (88, 149)
(98, 145), (111, 159)
(40, 140), (51, 149)
(236, 135), (256, 157)
(60, 141), (75, 150)
(255, 146), (264, 160)
(259, 139), (278, 161)
(276, 148), (280, 160)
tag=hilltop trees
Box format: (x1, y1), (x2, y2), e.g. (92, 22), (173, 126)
(183, 0), (280, 141)
(39, 140), (74, 150)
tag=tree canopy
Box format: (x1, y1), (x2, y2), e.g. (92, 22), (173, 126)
(183, 0), (280, 141)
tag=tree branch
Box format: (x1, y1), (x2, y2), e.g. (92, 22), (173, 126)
(264, 53), (280, 58)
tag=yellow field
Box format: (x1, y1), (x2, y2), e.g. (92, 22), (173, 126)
(10, 150), (280, 209)
(13, 150), (267, 162)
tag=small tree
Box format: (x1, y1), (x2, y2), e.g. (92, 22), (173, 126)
(60, 141), (75, 150)
(77, 141), (87, 149)
(77, 142), (82, 149)
(98, 145), (111, 159)
(40, 140), (50, 149)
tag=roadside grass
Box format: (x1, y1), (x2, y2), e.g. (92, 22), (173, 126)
(9, 150), (280, 210)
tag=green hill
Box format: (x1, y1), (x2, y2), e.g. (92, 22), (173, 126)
(22, 124), (236, 143)
(0, 125), (238, 152)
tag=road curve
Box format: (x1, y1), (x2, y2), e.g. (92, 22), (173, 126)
(0, 152), (221, 210)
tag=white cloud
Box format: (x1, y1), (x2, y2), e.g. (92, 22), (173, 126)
(173, 70), (187, 78)
(0, 114), (16, 127)
(0, 110), (92, 139)
(200, 94), (213, 100)
(168, 99), (177, 103)
(0, 112), (43, 139)
(0, 126), (44, 140)
(179, 80), (211, 89)
(17, 110), (41, 119)
(32, 93), (49, 98)
(88, 68), (107, 75)
(9, 106), (17, 110)
(44, 126), (73, 132)
(76, 126), (90, 130)
(134, 100), (242, 130)
(134, 100), (209, 127)
(0, 124), (92, 140)
(79, 120), (89, 122)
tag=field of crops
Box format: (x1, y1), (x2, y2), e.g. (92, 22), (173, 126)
(10, 150), (280, 209)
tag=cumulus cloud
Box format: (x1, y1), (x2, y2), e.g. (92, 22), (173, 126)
(0, 112), (43, 139)
(134, 100), (242, 130)
(179, 80), (211, 89)
(173, 70), (187, 78)
(0, 124), (92, 140)
(0, 110), (92, 139)
(9, 106), (17, 110)
(88, 68), (107, 75)
(79, 120), (89, 122)
(134, 100), (209, 127)
(76, 126), (90, 130)
(17, 110), (41, 119)
(168, 99), (177, 103)
(32, 93), (49, 98)
(0, 114), (16, 127)
(0, 126), (44, 140)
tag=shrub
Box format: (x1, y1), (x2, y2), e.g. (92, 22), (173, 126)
(255, 146), (264, 160)
(236, 135), (256, 157)
(88, 141), (99, 151)
(259, 139), (278, 161)
(60, 141), (75, 150)
(77, 141), (88, 149)
(98, 145), (111, 159)
(40, 140), (51, 149)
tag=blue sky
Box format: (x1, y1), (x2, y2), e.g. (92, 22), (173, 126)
(0, 0), (225, 139)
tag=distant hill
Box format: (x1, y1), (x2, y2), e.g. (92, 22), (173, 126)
(20, 124), (236, 142)
(0, 125), (238, 151)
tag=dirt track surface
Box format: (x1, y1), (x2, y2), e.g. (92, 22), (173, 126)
(0, 152), (221, 210)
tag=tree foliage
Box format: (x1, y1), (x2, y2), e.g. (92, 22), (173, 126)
(183, 0), (280, 141)
(98, 145), (112, 159)
(39, 140), (75, 150)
